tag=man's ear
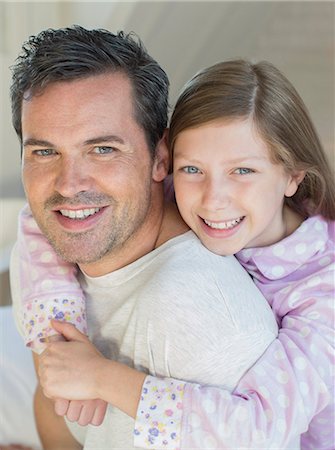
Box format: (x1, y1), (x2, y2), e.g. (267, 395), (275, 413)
(285, 170), (306, 197)
(152, 129), (170, 182)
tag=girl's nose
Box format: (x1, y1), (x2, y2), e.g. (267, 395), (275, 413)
(201, 177), (231, 211)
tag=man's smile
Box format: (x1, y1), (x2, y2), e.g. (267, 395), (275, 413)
(59, 207), (101, 220)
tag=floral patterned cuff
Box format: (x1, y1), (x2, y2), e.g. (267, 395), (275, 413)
(21, 296), (87, 351)
(134, 375), (186, 449)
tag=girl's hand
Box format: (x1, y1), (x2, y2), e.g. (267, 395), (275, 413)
(39, 321), (106, 401)
(43, 335), (71, 420)
(55, 398), (107, 427)
(45, 330), (108, 426)
(40, 319), (146, 421)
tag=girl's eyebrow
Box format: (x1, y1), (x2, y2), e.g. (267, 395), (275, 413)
(173, 155), (203, 165)
(174, 153), (268, 164)
(227, 156), (268, 163)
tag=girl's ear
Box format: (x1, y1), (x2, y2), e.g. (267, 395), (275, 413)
(285, 170), (306, 197)
(152, 129), (170, 182)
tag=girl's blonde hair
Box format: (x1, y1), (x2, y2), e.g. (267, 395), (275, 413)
(169, 60), (335, 220)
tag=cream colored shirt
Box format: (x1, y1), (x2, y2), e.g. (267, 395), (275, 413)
(12, 231), (278, 449)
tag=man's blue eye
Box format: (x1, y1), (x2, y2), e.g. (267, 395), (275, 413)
(35, 149), (54, 156)
(93, 146), (114, 154)
(182, 166), (199, 174)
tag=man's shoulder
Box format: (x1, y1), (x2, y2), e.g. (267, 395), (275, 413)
(151, 230), (246, 286)
(155, 229), (228, 263)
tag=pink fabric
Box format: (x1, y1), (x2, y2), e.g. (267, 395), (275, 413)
(135, 216), (334, 449)
(18, 204), (87, 350)
(163, 174), (175, 202)
(134, 377), (185, 447)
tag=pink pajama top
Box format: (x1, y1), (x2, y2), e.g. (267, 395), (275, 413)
(18, 204), (87, 348)
(17, 205), (334, 449)
(133, 215), (334, 449)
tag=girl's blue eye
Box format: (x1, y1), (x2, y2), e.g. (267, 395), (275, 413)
(235, 168), (254, 175)
(182, 166), (200, 174)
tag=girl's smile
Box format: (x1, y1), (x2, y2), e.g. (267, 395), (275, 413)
(199, 216), (245, 241)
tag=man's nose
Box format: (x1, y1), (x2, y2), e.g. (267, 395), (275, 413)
(54, 156), (92, 198)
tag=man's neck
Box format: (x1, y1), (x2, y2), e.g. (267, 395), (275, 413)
(155, 201), (189, 249)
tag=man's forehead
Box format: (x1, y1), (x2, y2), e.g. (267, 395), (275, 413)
(21, 77), (149, 151)
(23, 71), (132, 102)
(20, 71), (150, 151)
(21, 74), (137, 127)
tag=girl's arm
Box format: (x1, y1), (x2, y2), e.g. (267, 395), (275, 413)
(18, 204), (87, 350)
(16, 205), (107, 427)
(33, 354), (83, 450)
(133, 270), (333, 449)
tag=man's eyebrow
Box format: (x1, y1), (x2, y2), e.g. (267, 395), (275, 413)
(23, 138), (54, 147)
(23, 135), (126, 148)
(83, 135), (126, 146)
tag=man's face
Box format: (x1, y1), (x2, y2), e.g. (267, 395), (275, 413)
(21, 73), (167, 274)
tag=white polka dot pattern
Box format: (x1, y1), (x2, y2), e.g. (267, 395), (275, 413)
(17, 204), (88, 350)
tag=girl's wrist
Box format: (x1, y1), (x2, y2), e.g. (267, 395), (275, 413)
(96, 359), (146, 418)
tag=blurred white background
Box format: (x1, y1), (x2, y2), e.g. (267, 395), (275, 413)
(0, 1), (334, 199)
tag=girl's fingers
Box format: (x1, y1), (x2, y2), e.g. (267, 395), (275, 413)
(54, 398), (69, 416)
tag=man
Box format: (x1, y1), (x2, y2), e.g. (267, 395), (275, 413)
(10, 26), (277, 449)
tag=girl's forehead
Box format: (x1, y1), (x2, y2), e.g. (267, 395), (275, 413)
(174, 119), (270, 155)
(172, 119), (288, 172)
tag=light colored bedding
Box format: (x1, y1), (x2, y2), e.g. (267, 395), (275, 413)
(0, 305), (41, 449)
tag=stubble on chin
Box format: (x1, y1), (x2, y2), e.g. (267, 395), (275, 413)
(37, 203), (152, 266)
(40, 222), (119, 265)
(32, 192), (117, 264)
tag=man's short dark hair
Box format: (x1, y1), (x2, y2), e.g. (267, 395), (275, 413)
(10, 25), (169, 155)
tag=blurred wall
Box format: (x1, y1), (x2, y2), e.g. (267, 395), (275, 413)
(0, 1), (334, 199)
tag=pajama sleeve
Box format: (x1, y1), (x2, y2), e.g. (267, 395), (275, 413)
(134, 265), (334, 449)
(163, 174), (175, 203)
(18, 204), (87, 351)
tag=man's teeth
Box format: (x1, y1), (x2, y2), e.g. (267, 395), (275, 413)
(204, 217), (243, 230)
(59, 207), (101, 220)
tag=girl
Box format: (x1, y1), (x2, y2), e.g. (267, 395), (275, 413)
(15, 60), (334, 449)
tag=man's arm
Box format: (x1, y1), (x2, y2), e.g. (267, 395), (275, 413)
(33, 354), (82, 450)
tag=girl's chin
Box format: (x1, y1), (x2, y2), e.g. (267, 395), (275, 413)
(199, 238), (242, 257)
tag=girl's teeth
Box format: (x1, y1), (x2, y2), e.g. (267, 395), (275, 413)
(204, 217), (243, 230)
(59, 207), (100, 220)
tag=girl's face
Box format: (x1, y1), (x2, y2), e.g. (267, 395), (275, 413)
(173, 118), (302, 256)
